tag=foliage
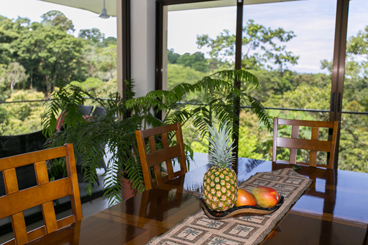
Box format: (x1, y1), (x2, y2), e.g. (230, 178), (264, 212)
(197, 19), (299, 72)
(0, 13), (116, 94)
(12, 23), (86, 93)
(41, 10), (75, 33)
(85, 43), (117, 80)
(207, 122), (235, 168)
(78, 28), (105, 44)
(0, 64), (8, 91)
(0, 90), (44, 135)
(176, 52), (209, 72)
(70, 77), (105, 92)
(1, 62), (29, 91)
(167, 64), (206, 89)
(168, 48), (180, 64)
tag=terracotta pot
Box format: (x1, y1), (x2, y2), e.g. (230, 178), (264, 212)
(120, 173), (137, 201)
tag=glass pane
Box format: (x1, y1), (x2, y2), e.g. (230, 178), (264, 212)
(242, 0), (336, 111)
(165, 1), (236, 156)
(0, 0), (117, 136)
(238, 0), (337, 161)
(340, 0), (368, 173)
(166, 1), (236, 89)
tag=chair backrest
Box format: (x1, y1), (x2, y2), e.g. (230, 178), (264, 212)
(135, 122), (187, 191)
(0, 143), (83, 245)
(272, 117), (339, 169)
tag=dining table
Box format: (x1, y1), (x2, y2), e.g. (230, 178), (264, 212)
(26, 158), (368, 245)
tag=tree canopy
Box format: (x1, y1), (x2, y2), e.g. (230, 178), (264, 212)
(196, 19), (299, 72)
(41, 10), (75, 33)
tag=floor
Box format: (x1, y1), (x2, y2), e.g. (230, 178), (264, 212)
(0, 153), (208, 243)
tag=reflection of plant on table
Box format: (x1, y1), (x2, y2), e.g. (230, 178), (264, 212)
(42, 69), (271, 206)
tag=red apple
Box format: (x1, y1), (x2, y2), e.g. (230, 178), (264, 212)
(236, 188), (257, 207)
(250, 186), (280, 208)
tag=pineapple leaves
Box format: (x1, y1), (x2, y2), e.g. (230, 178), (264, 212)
(207, 122), (235, 169)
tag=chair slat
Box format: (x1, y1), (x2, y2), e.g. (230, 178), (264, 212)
(146, 145), (182, 167)
(162, 132), (175, 180)
(64, 144), (83, 223)
(309, 127), (320, 167)
(2, 239), (16, 245)
(289, 125), (299, 164)
(34, 161), (58, 233)
(277, 138), (332, 152)
(57, 215), (77, 229)
(41, 202), (58, 233)
(140, 123), (178, 138)
(0, 178), (72, 219)
(148, 135), (157, 152)
(277, 118), (334, 128)
(0, 147), (67, 171)
(27, 226), (47, 242)
(9, 215), (76, 244)
(11, 212), (28, 245)
(3, 168), (19, 194)
(175, 126), (187, 175)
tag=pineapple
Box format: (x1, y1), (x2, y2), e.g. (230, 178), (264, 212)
(203, 123), (238, 212)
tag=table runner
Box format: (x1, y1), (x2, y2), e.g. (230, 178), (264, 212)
(147, 168), (312, 245)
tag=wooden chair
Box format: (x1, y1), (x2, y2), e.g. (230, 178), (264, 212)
(272, 117), (339, 169)
(0, 143), (83, 245)
(135, 122), (187, 191)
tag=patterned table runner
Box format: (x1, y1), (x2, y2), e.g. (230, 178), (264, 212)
(147, 168), (312, 245)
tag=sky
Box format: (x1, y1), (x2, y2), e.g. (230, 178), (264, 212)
(1, 0), (367, 74)
(168, 0), (368, 74)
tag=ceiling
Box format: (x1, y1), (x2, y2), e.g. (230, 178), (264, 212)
(39, 0), (117, 17)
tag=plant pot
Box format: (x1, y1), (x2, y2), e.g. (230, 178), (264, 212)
(120, 173), (137, 201)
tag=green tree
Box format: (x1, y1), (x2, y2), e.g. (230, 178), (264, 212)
(176, 51), (209, 72)
(78, 28), (105, 44)
(13, 22), (86, 93)
(168, 49), (180, 64)
(3, 62), (29, 91)
(196, 19), (299, 72)
(41, 10), (75, 33)
(0, 64), (7, 91)
(0, 16), (31, 64)
(102, 36), (117, 47)
(84, 43), (117, 80)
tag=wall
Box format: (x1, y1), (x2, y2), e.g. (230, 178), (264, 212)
(131, 0), (156, 97)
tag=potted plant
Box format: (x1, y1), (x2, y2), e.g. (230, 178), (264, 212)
(42, 69), (271, 206)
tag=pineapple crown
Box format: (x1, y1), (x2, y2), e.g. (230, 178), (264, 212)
(207, 122), (235, 168)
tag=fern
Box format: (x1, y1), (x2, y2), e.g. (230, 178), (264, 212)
(42, 70), (270, 206)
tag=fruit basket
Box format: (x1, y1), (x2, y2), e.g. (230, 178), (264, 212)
(200, 196), (284, 219)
